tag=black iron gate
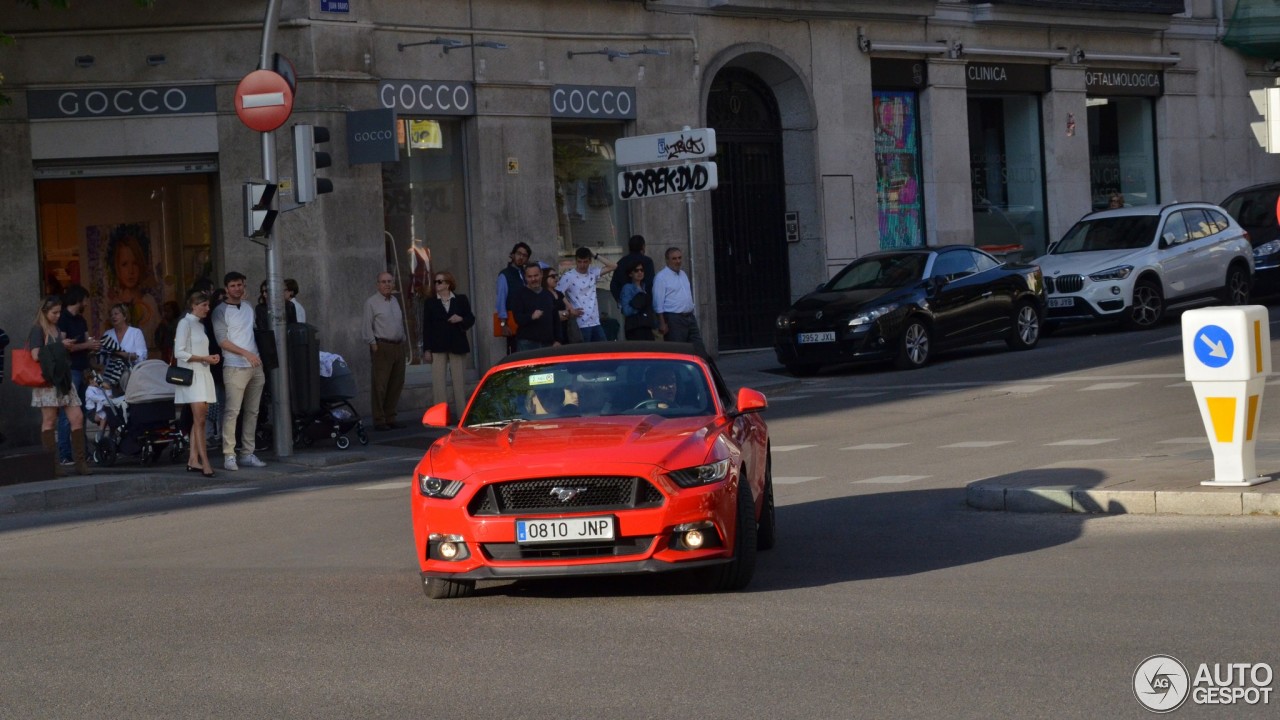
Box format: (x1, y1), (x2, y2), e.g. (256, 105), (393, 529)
(708, 69), (790, 351)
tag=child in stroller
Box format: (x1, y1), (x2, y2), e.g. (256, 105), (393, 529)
(294, 354), (368, 449)
(94, 359), (188, 466)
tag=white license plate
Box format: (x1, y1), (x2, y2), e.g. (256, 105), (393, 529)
(1048, 297), (1074, 308)
(517, 516), (615, 544)
(797, 331), (836, 344)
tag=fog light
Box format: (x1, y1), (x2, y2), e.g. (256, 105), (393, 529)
(1111, 286), (1121, 295)
(684, 529), (705, 549)
(439, 541), (459, 559)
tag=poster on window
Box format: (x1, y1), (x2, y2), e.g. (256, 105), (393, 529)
(873, 91), (924, 249)
(86, 222), (162, 347)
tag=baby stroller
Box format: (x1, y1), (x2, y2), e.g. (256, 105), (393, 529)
(95, 359), (188, 466)
(295, 357), (368, 450)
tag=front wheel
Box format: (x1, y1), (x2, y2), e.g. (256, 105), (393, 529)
(756, 457), (776, 551)
(1123, 281), (1165, 330)
(696, 478), (758, 592)
(422, 575), (475, 600)
(894, 319), (930, 369)
(1006, 301), (1042, 350)
(1222, 265), (1251, 305)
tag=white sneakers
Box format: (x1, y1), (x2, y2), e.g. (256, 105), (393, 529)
(224, 454), (267, 471)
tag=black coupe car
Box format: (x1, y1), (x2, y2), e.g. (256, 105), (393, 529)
(774, 245), (1047, 374)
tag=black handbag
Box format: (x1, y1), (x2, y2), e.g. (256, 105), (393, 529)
(165, 364), (194, 386)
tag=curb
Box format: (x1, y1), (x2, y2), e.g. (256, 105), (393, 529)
(966, 482), (1280, 517)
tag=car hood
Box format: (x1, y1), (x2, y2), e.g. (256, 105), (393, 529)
(788, 287), (901, 314)
(426, 415), (723, 481)
(1036, 248), (1148, 276)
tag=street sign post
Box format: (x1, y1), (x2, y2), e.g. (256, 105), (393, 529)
(235, 69), (294, 133)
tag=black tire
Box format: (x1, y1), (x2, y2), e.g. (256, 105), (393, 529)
(96, 439), (117, 467)
(1123, 280), (1165, 329)
(756, 456), (776, 551)
(357, 430), (369, 446)
(894, 319), (930, 369)
(698, 476), (758, 592)
(785, 363), (819, 377)
(1222, 265), (1251, 305)
(422, 575), (475, 600)
(1005, 301), (1042, 351)
(336, 435), (351, 450)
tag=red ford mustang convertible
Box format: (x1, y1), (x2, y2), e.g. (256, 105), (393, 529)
(411, 342), (774, 599)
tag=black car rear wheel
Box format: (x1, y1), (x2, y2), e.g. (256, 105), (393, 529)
(1006, 301), (1042, 351)
(423, 575), (475, 600)
(894, 319), (930, 369)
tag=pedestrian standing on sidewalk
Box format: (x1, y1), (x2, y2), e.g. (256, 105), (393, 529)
(212, 272), (268, 471)
(557, 246), (617, 343)
(610, 234), (655, 306)
(496, 242), (531, 355)
(55, 285), (99, 467)
(421, 270), (475, 422)
(363, 272), (407, 430)
(653, 246), (704, 353)
(284, 278), (306, 323)
(175, 290), (220, 477)
(509, 263), (560, 351)
(30, 295), (92, 477)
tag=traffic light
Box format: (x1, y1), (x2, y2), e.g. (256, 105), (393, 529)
(294, 123), (333, 203)
(243, 181), (278, 239)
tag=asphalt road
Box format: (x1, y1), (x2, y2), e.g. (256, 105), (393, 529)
(2, 313), (1279, 719)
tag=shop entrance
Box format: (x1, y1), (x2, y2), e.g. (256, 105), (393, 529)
(708, 68), (791, 351)
(35, 165), (218, 353)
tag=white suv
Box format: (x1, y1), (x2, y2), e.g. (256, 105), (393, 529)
(1034, 202), (1253, 330)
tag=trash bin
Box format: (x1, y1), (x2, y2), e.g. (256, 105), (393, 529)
(287, 323), (321, 417)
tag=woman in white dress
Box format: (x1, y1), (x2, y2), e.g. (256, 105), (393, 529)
(174, 290), (220, 477)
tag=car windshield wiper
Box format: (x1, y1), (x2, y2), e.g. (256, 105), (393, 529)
(465, 419), (520, 429)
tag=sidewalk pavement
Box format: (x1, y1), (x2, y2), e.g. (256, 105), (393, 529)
(0, 348), (800, 516)
(11, 348), (1272, 518)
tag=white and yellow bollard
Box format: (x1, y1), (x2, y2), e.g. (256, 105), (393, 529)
(1181, 306), (1274, 487)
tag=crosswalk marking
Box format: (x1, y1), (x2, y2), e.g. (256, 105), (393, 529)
(773, 476), (822, 485)
(360, 481), (411, 491)
(853, 475), (930, 484)
(842, 443), (910, 450)
(941, 441), (1013, 448)
(184, 487), (256, 496)
(1045, 439), (1116, 446)
(1080, 382), (1140, 391)
(772, 444), (817, 452)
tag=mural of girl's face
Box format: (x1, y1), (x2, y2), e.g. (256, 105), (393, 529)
(115, 243), (141, 290)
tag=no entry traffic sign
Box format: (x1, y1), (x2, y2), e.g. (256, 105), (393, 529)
(235, 69), (294, 132)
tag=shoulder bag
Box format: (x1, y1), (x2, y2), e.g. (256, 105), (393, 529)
(165, 323), (194, 386)
(11, 345), (50, 388)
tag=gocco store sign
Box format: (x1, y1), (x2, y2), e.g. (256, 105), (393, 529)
(552, 85), (636, 120)
(28, 85), (217, 119)
(379, 80), (475, 116)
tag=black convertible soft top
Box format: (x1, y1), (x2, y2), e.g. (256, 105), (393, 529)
(501, 341), (707, 365)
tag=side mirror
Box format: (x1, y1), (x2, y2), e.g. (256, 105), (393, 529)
(815, 282), (826, 292)
(930, 275), (947, 292)
(734, 387), (768, 415)
(422, 402), (451, 427)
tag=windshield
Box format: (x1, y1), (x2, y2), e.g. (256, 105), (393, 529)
(824, 254), (926, 292)
(463, 358), (716, 427)
(1052, 216), (1159, 253)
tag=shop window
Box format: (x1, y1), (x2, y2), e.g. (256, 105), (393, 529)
(1087, 97), (1158, 210)
(35, 174), (215, 352)
(553, 122), (630, 259)
(873, 90), (925, 249)
(968, 95), (1048, 257)
(381, 118), (472, 367)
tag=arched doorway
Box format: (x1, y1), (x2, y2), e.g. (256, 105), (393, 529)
(708, 68), (790, 351)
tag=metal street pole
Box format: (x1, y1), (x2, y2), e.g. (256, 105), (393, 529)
(258, 0), (293, 457)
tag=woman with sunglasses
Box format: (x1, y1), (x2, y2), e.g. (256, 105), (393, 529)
(541, 264), (580, 344)
(421, 271), (475, 422)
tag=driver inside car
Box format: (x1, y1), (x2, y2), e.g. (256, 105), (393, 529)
(643, 366), (680, 410)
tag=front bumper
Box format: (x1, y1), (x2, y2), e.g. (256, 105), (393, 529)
(1043, 276), (1131, 321)
(773, 318), (901, 367)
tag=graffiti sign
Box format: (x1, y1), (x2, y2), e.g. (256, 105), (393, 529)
(617, 162), (719, 200)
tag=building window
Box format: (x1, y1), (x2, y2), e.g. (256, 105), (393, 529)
(968, 95), (1048, 257)
(1087, 97), (1158, 210)
(873, 90), (925, 249)
(36, 173), (215, 351)
(553, 122), (630, 259)
(381, 118), (471, 366)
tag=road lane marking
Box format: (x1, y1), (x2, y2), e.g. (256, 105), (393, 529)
(853, 475), (930, 484)
(766, 394), (812, 402)
(1080, 382), (1140, 391)
(1045, 439), (1116, 446)
(360, 481), (412, 491)
(772, 444), (817, 452)
(842, 443), (910, 450)
(1158, 437), (1209, 444)
(941, 441), (1014, 448)
(835, 392), (889, 399)
(773, 476), (822, 484)
(183, 487), (256, 496)
(999, 385), (1053, 393)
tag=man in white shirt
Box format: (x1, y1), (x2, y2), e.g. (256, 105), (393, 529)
(212, 271), (268, 471)
(556, 246), (617, 342)
(362, 272), (407, 430)
(652, 246), (704, 353)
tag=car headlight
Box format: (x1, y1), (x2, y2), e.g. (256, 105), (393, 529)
(776, 314), (793, 330)
(668, 458), (731, 488)
(418, 474), (464, 498)
(1254, 240), (1280, 258)
(848, 303), (900, 327)
(1088, 265), (1133, 281)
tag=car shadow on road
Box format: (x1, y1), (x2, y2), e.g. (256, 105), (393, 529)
(469, 467), (1106, 599)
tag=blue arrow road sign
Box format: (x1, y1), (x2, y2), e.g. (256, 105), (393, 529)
(1194, 324), (1234, 368)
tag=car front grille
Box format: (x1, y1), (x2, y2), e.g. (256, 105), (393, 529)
(1047, 274), (1084, 293)
(481, 536), (656, 560)
(468, 476), (665, 516)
